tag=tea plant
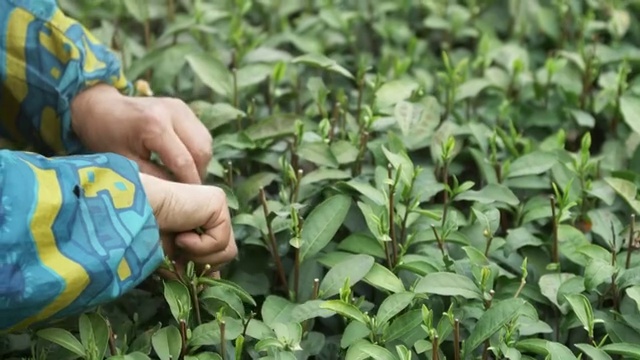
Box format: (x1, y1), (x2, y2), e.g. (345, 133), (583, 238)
(4, 0), (640, 359)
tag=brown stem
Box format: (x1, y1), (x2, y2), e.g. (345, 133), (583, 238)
(453, 319), (461, 360)
(441, 163), (450, 227)
(265, 77), (274, 114)
(550, 196), (559, 264)
(241, 312), (254, 337)
(383, 241), (393, 270)
(329, 101), (340, 142)
(626, 214), (636, 269)
(303, 279), (321, 333)
(399, 204), (411, 246)
(294, 246), (300, 301)
(260, 188), (289, 289)
(167, 0), (175, 22)
(292, 169), (303, 204)
(106, 320), (117, 356)
(312, 278), (320, 300)
(432, 335), (439, 360)
(220, 320), (226, 360)
(191, 281), (202, 325)
(179, 320), (187, 359)
(484, 233), (493, 257)
(388, 164), (398, 266)
(356, 78), (365, 127)
(295, 74), (302, 114)
(353, 131), (369, 176)
(482, 290), (495, 360)
(431, 225), (447, 259)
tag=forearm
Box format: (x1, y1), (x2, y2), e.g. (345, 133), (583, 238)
(0, 0), (131, 155)
(0, 150), (163, 332)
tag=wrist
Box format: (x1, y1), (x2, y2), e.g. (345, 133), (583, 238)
(70, 84), (122, 141)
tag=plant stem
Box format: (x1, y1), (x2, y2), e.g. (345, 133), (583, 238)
(190, 281), (202, 325)
(312, 278), (320, 300)
(353, 131), (369, 176)
(514, 278), (526, 298)
(432, 335), (439, 360)
(484, 232), (493, 257)
(259, 188), (289, 290)
(291, 169), (303, 204)
(179, 320), (187, 359)
(241, 312), (254, 337)
(550, 196), (559, 264)
(431, 225), (447, 259)
(626, 214), (636, 269)
(482, 290), (495, 360)
(167, 0), (175, 22)
(294, 246), (300, 301)
(329, 101), (340, 142)
(453, 319), (461, 360)
(220, 320), (226, 360)
(356, 78), (365, 126)
(441, 163), (450, 227)
(106, 320), (117, 356)
(383, 241), (393, 270)
(388, 164), (398, 266)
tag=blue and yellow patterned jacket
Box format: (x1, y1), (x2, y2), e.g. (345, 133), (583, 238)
(0, 0), (164, 332)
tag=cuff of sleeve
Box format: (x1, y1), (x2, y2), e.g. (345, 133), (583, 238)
(0, 150), (163, 331)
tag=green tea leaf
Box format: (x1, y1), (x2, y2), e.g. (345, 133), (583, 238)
(79, 313), (109, 360)
(319, 254), (375, 299)
(546, 342), (579, 360)
(564, 294), (593, 336)
(345, 340), (396, 360)
(37, 328), (85, 357)
(320, 300), (368, 324)
(455, 183), (520, 205)
(620, 95), (640, 136)
(298, 141), (340, 168)
(601, 343), (640, 358)
(364, 262), (406, 294)
(261, 295), (296, 327)
(414, 272), (482, 299)
(575, 344), (612, 360)
(376, 292), (415, 324)
(163, 280), (191, 322)
(604, 177), (640, 214)
(292, 53), (354, 79)
(626, 285), (640, 312)
(341, 321), (370, 349)
(186, 52), (233, 98)
(151, 326), (182, 360)
(384, 309), (423, 343)
(464, 298), (527, 356)
(507, 151), (557, 178)
(300, 194), (352, 261)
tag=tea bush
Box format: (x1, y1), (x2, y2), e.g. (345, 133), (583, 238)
(4, 0), (640, 359)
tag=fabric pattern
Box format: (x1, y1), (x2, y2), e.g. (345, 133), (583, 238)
(0, 0), (132, 156)
(0, 0), (163, 332)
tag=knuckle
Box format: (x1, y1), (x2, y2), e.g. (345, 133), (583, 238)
(195, 145), (213, 164)
(140, 109), (169, 134)
(171, 155), (192, 170)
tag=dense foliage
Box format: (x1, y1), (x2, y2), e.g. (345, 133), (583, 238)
(5, 0), (640, 359)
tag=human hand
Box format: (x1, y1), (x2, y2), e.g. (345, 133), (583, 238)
(70, 84), (212, 184)
(139, 173), (237, 267)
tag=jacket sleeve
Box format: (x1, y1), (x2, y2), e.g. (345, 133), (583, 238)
(0, 149), (164, 333)
(0, 0), (132, 156)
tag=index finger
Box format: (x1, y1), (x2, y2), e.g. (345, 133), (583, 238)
(170, 100), (213, 182)
(145, 128), (201, 184)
